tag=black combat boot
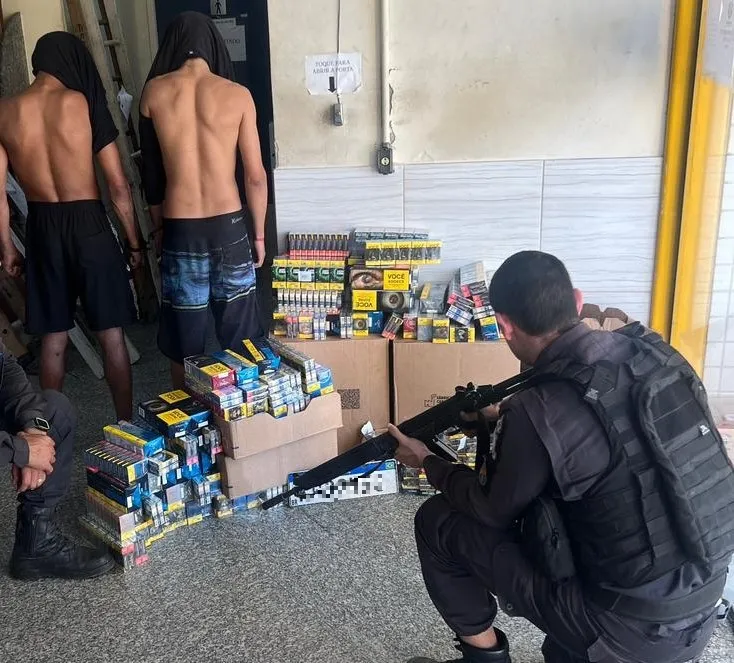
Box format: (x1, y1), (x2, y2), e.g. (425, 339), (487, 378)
(408, 629), (511, 663)
(9, 505), (116, 580)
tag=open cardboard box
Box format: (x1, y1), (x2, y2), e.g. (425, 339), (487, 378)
(220, 429), (339, 498)
(283, 337), (390, 452)
(216, 391), (342, 460)
(391, 340), (520, 424)
(580, 304), (635, 331)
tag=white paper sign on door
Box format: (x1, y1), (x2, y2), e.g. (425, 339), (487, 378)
(305, 53), (362, 95)
(213, 18), (246, 62)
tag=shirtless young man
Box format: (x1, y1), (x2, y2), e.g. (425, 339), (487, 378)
(0, 32), (139, 421)
(140, 11), (267, 389)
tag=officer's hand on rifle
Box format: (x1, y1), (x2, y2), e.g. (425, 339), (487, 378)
(388, 424), (434, 468)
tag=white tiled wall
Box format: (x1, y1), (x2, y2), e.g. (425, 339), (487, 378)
(705, 156), (734, 395)
(274, 155), (663, 324)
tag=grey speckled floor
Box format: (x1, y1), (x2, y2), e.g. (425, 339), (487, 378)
(1, 324), (733, 663)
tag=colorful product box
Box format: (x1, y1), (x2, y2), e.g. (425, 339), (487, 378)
(86, 468), (143, 511)
(212, 350), (259, 385)
(84, 441), (148, 485)
(137, 399), (191, 438)
(183, 355), (235, 390)
(102, 422), (164, 458)
(242, 338), (281, 374)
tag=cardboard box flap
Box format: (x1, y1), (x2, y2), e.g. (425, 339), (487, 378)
(217, 391), (342, 459)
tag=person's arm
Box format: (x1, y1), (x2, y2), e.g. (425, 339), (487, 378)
(237, 89), (268, 267)
(96, 142), (142, 267)
(423, 403), (553, 528)
(0, 143), (22, 278)
(139, 83), (166, 250)
(0, 338), (47, 468)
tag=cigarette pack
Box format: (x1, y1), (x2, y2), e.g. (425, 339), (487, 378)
(137, 398), (192, 438)
(353, 312), (370, 338)
(417, 316), (434, 342)
(272, 256), (288, 288)
(240, 382), (269, 402)
(477, 315), (501, 341)
(449, 325), (476, 343)
(212, 349), (259, 385)
(147, 450), (180, 478)
(102, 422), (164, 458)
(352, 290), (378, 311)
(242, 338), (281, 374)
(381, 313), (404, 340)
(213, 494), (233, 518)
(183, 355), (235, 389)
(176, 399), (210, 430)
(403, 313), (417, 339)
(209, 385), (244, 408)
(330, 260), (346, 290)
(365, 241), (382, 267)
(368, 311), (385, 334)
(432, 317), (450, 343)
(185, 500), (204, 526)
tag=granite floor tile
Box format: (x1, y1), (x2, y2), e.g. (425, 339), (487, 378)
(1, 324), (734, 663)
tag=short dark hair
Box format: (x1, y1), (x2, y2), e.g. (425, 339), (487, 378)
(489, 251), (578, 336)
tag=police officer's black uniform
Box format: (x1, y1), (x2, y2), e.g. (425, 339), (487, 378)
(414, 322), (730, 663)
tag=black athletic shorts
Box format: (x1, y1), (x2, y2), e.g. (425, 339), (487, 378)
(158, 210), (263, 363)
(25, 200), (137, 334)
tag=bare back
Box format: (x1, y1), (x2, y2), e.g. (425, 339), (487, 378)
(0, 87), (98, 202)
(143, 69), (250, 218)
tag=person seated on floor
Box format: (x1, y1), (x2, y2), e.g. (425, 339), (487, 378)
(0, 338), (114, 580)
(389, 250), (734, 663)
(139, 11), (268, 390)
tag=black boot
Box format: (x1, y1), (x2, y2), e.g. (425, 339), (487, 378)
(9, 505), (116, 580)
(408, 629), (511, 663)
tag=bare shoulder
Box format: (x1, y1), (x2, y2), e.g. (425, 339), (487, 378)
(141, 74), (173, 112)
(224, 81), (255, 112)
(60, 88), (88, 110)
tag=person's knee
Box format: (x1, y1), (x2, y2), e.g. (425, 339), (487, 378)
(96, 327), (124, 350)
(41, 389), (77, 440)
(415, 494), (453, 544)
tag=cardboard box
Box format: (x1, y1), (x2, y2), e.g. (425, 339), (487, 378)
(283, 337), (390, 452)
(392, 339), (521, 424)
(220, 430), (338, 497)
(216, 391), (342, 460)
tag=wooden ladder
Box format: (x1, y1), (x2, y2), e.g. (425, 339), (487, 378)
(65, 0), (161, 314)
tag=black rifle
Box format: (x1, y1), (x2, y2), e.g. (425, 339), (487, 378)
(262, 369), (537, 510)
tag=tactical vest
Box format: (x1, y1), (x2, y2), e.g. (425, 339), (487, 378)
(514, 322), (734, 619)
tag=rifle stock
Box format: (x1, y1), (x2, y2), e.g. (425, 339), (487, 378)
(261, 369), (536, 510)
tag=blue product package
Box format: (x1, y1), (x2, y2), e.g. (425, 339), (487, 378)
(212, 350), (259, 386)
(102, 421), (164, 458)
(85, 468), (143, 510)
(242, 338), (281, 374)
(367, 311), (384, 334)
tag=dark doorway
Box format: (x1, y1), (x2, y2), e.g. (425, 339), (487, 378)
(153, 0), (276, 329)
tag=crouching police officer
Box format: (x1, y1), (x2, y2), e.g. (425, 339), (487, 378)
(389, 251), (734, 663)
(0, 338), (115, 579)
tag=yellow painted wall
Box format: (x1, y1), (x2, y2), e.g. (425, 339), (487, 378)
(2, 0), (66, 80)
